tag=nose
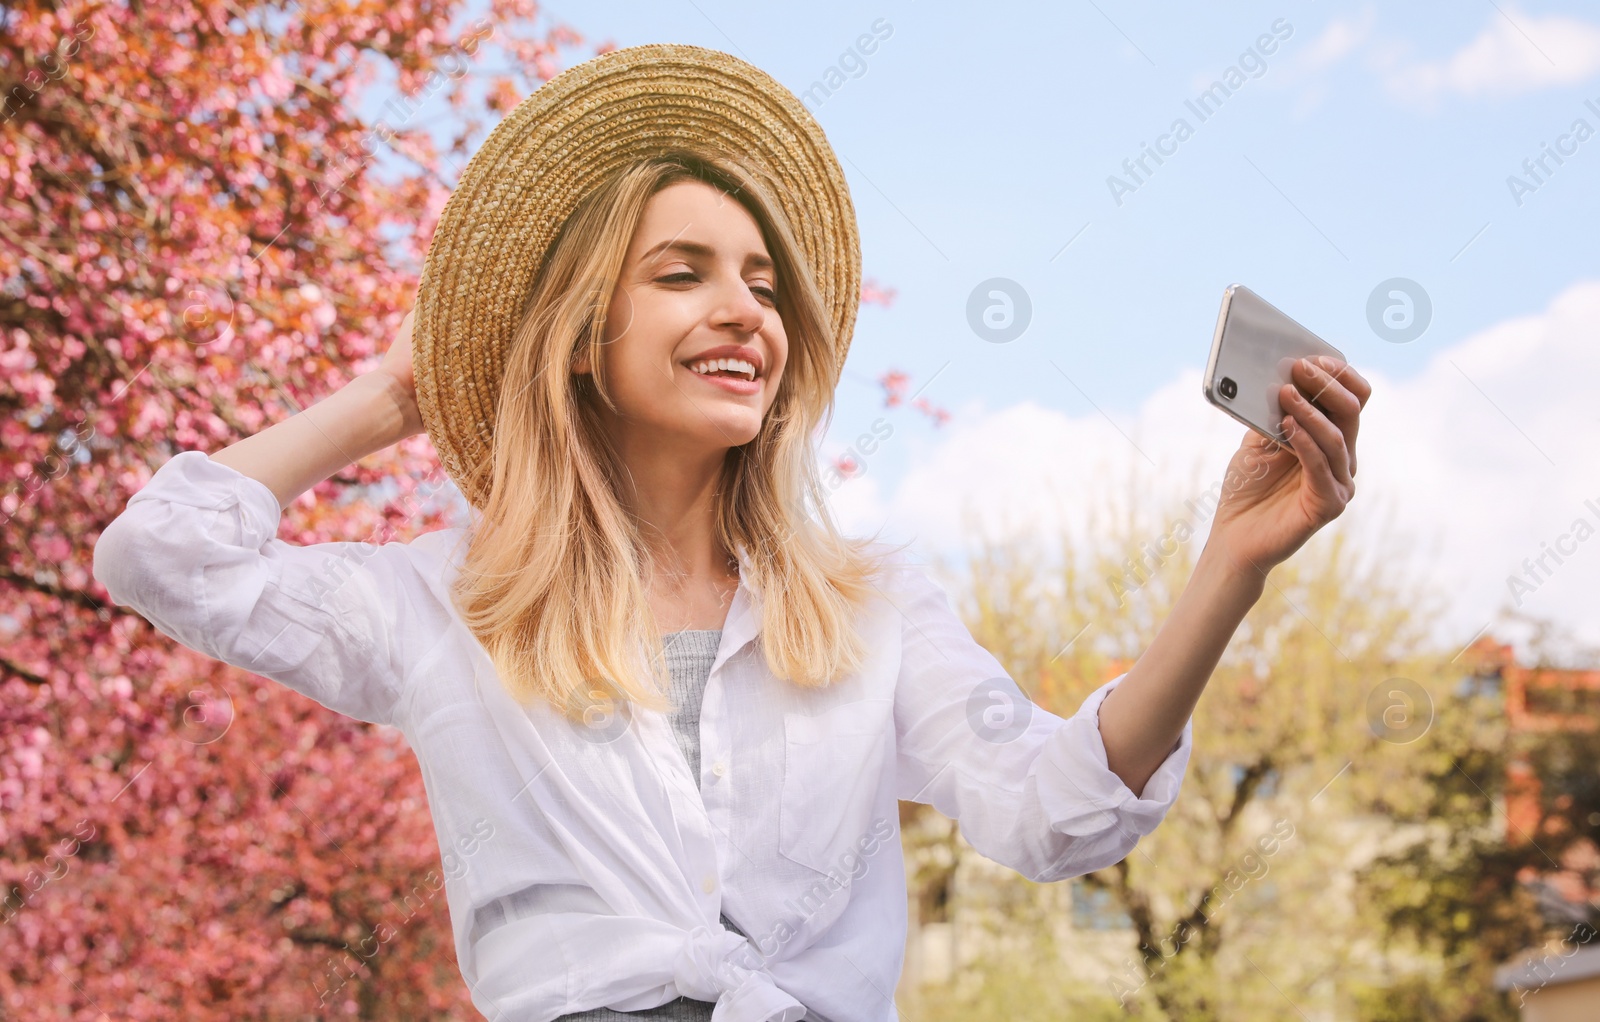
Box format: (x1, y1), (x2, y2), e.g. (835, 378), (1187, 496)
(712, 277), (767, 335)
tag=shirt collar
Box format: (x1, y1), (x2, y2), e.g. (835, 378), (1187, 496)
(711, 545), (763, 676)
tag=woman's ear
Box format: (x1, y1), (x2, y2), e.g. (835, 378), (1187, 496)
(572, 348), (591, 375)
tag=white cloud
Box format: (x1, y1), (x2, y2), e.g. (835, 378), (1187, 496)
(1381, 5), (1600, 101)
(1275, 6), (1600, 115)
(1274, 8), (1376, 118)
(1295, 6), (1377, 80)
(1187, 7), (1375, 112)
(833, 280), (1600, 663)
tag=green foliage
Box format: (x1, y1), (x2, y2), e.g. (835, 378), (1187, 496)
(903, 459), (1590, 1020)
(1347, 971), (1520, 1022)
(909, 954), (1130, 1022)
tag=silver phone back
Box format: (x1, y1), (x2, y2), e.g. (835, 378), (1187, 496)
(1203, 284), (1345, 447)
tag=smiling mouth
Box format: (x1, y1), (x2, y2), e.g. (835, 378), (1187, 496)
(682, 363), (761, 393)
(685, 358), (759, 383)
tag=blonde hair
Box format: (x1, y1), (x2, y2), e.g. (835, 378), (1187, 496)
(448, 148), (909, 723)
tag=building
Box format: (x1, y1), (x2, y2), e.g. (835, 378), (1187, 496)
(1467, 636), (1600, 1019)
(1494, 943), (1600, 1022)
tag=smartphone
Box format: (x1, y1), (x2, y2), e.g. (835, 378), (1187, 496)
(1203, 284), (1345, 449)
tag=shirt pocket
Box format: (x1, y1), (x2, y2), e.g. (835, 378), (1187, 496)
(777, 698), (893, 877)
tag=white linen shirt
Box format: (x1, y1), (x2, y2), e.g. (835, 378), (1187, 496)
(90, 450), (1194, 1022)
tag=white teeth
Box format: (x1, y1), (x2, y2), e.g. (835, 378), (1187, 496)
(688, 357), (757, 381)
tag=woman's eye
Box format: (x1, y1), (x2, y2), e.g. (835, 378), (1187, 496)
(658, 273), (778, 306)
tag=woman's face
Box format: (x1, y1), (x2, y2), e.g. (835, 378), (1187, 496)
(578, 178), (788, 457)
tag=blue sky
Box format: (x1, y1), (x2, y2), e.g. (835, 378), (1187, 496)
(374, 1), (1600, 662)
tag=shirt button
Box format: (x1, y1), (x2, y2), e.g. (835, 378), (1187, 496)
(711, 760), (727, 778)
(701, 875), (716, 894)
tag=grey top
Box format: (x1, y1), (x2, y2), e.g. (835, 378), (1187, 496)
(553, 629), (750, 1022)
(662, 628), (721, 788)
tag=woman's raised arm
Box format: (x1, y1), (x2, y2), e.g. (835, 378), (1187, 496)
(90, 309), (452, 728)
(209, 309), (424, 507)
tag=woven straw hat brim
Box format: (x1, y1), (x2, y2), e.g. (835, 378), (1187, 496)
(412, 42), (862, 512)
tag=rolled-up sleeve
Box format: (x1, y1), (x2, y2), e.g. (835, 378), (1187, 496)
(889, 560), (1193, 883)
(92, 449), (430, 727)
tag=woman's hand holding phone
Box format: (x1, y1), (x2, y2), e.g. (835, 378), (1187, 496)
(1097, 310), (1371, 804)
(1207, 353), (1372, 578)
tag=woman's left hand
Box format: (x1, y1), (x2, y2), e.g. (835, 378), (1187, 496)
(1208, 355), (1373, 576)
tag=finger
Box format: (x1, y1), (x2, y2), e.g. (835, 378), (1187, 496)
(1313, 355), (1368, 476)
(1294, 357), (1362, 477)
(1281, 411), (1342, 512)
(1281, 379), (1352, 489)
(1294, 358), (1361, 430)
(1314, 356), (1372, 409)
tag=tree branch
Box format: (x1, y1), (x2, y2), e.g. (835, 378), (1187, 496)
(0, 566), (106, 613)
(1, 653), (50, 685)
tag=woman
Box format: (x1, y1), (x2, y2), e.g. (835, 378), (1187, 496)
(91, 44), (1369, 1022)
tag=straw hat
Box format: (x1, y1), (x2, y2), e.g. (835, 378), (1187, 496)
(411, 42), (863, 511)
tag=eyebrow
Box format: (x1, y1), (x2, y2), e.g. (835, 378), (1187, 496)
(640, 238), (774, 271)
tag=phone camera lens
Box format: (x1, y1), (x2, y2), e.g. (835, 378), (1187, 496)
(1219, 376), (1237, 400)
